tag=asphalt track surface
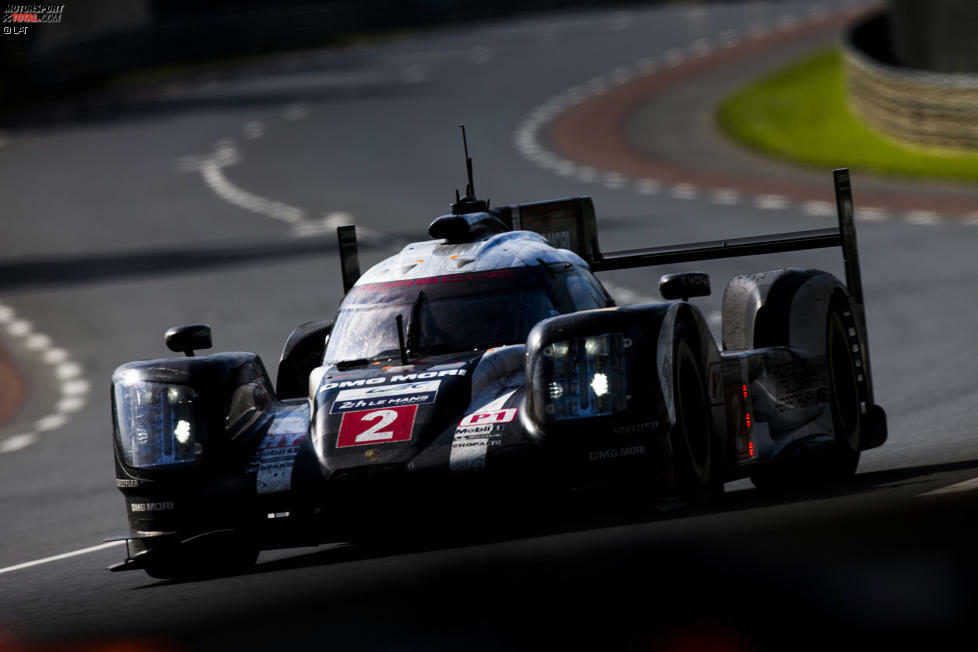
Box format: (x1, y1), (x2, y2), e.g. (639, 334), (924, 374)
(2, 1), (978, 649)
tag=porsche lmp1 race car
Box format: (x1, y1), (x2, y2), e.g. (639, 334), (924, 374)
(108, 143), (886, 578)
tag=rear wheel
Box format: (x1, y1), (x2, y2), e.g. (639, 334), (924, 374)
(670, 323), (724, 505)
(821, 296), (862, 478)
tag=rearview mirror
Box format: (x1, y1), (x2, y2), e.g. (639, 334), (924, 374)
(658, 272), (710, 301)
(165, 324), (212, 357)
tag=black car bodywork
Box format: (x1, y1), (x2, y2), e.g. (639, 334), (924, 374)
(109, 169), (886, 578)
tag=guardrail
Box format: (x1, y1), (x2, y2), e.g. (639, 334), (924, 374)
(842, 10), (978, 151)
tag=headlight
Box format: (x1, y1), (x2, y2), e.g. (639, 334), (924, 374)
(542, 332), (628, 420)
(114, 380), (202, 468)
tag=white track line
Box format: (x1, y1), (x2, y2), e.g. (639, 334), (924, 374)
(920, 477), (978, 497)
(634, 178), (661, 194)
(283, 103), (309, 121)
(0, 300), (90, 456)
(243, 121), (264, 140)
(803, 200), (835, 216)
(905, 210), (940, 226)
(671, 183), (698, 200)
(511, 2), (962, 229)
(755, 194), (789, 210)
(710, 188), (740, 205)
(0, 541), (125, 576)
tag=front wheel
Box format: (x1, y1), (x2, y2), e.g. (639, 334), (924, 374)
(670, 323), (724, 505)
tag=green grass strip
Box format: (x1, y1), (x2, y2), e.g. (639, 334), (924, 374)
(717, 49), (978, 183)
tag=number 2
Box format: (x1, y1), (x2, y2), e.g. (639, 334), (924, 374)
(354, 409), (399, 443)
(337, 404), (417, 448)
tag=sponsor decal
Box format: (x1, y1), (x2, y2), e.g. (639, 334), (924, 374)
(267, 411), (309, 436)
(130, 501), (174, 512)
(330, 380), (440, 413)
(116, 478), (141, 489)
(450, 391), (516, 472)
(453, 423), (494, 438)
(322, 368), (465, 390)
(257, 431), (305, 453)
(450, 435), (489, 471)
(588, 445), (646, 462)
(252, 420), (306, 495)
(337, 404), (418, 448)
(459, 407), (518, 428)
(612, 421), (658, 435)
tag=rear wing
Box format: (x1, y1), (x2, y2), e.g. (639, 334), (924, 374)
(497, 168), (863, 305)
(496, 168), (876, 410)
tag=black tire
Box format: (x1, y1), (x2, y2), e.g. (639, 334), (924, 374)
(670, 321), (724, 504)
(143, 536), (259, 580)
(821, 295), (862, 478)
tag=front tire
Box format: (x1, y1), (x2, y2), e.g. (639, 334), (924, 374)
(670, 322), (724, 505)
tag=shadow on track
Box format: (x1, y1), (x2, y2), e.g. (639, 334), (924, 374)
(0, 215), (651, 292)
(0, 233), (414, 292)
(2, 55), (430, 131)
(121, 458), (978, 651)
(137, 457), (978, 589)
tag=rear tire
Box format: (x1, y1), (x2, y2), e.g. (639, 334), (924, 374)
(670, 322), (724, 505)
(822, 295), (862, 479)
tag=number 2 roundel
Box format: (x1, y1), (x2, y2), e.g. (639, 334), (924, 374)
(336, 404), (418, 448)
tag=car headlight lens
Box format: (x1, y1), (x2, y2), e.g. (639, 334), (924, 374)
(542, 332), (627, 420)
(114, 380), (202, 468)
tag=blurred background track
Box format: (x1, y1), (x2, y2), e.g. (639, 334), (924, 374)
(2, 1), (978, 649)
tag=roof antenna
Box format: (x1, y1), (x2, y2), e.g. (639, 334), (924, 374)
(462, 124), (475, 198)
(451, 124), (488, 215)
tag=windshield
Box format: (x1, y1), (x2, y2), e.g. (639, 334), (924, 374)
(324, 268), (559, 363)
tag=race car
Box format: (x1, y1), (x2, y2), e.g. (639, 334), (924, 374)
(108, 143), (886, 578)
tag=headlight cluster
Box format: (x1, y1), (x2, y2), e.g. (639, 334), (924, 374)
(114, 379), (202, 468)
(542, 332), (628, 420)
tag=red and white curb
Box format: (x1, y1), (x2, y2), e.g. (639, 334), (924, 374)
(0, 300), (89, 455)
(513, 2), (978, 228)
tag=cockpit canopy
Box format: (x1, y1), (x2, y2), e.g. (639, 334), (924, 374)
(324, 264), (612, 364)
